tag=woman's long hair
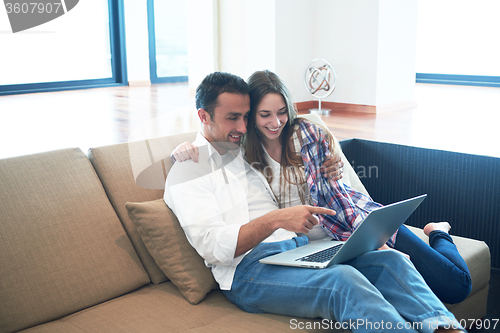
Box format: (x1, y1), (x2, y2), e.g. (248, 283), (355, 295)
(244, 70), (306, 207)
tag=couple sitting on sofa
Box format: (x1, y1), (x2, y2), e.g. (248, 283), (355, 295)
(164, 70), (470, 332)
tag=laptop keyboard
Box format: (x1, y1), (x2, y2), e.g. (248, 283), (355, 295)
(296, 244), (344, 263)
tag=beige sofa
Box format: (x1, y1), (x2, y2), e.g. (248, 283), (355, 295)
(0, 116), (491, 332)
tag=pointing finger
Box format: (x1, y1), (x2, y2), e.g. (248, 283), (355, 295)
(309, 206), (336, 216)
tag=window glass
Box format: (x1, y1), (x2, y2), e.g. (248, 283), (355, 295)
(416, 0), (500, 76)
(0, 1), (112, 85)
(153, 0), (188, 78)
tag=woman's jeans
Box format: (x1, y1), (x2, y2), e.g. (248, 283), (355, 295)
(394, 225), (472, 304)
(222, 237), (464, 333)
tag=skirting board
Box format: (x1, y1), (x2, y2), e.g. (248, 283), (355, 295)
(295, 100), (417, 114)
(128, 80), (152, 86)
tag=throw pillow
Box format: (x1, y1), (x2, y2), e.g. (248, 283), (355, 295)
(126, 199), (218, 304)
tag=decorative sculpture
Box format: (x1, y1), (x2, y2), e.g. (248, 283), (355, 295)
(304, 59), (337, 114)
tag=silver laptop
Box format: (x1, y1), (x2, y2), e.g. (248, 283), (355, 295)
(259, 194), (427, 269)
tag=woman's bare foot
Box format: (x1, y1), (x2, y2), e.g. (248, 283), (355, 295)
(423, 222), (451, 236)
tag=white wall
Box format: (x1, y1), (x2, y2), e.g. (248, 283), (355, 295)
(123, 0), (418, 107)
(218, 0), (276, 80)
(376, 0), (418, 106)
(217, 0), (418, 107)
(275, 0), (418, 107)
(313, 0), (380, 105)
(274, 0), (316, 103)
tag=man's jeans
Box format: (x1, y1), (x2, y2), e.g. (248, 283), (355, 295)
(222, 237), (464, 333)
(394, 225), (472, 304)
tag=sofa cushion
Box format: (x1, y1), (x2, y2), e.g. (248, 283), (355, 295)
(88, 132), (197, 285)
(20, 283), (335, 333)
(126, 199), (218, 304)
(0, 148), (149, 333)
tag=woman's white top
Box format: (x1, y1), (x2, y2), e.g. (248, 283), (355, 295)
(262, 147), (329, 241)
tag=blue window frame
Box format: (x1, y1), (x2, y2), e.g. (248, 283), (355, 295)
(416, 74), (500, 88)
(147, 0), (188, 84)
(0, 0), (127, 96)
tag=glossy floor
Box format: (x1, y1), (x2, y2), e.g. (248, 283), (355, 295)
(0, 83), (499, 160)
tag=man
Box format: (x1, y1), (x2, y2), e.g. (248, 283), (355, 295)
(164, 72), (464, 333)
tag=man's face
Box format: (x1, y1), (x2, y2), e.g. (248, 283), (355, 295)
(201, 92), (250, 155)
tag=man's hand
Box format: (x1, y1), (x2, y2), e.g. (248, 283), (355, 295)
(171, 141), (199, 163)
(235, 205), (336, 257)
(320, 156), (344, 181)
(270, 205), (336, 234)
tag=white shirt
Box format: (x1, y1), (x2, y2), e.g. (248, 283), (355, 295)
(164, 132), (296, 290)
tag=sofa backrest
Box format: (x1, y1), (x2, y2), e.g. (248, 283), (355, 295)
(340, 138), (500, 269)
(88, 131), (197, 284)
(0, 148), (150, 333)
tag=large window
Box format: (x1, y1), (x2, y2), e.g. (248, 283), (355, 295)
(0, 0), (126, 95)
(147, 0), (188, 83)
(416, 0), (500, 87)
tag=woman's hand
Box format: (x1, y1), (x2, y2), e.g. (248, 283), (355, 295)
(320, 156), (344, 181)
(171, 142), (199, 163)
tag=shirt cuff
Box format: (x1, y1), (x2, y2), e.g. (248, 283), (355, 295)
(214, 224), (242, 266)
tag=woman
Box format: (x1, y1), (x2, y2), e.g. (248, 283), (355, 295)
(172, 70), (472, 304)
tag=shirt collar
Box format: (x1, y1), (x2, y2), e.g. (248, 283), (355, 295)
(193, 132), (243, 166)
(193, 132), (220, 164)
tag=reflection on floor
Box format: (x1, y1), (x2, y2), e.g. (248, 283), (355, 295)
(0, 83), (499, 160)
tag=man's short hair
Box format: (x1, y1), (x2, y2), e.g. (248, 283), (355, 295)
(195, 72), (249, 118)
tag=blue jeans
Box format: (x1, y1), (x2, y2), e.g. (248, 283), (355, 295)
(223, 237), (465, 333)
(394, 225), (472, 304)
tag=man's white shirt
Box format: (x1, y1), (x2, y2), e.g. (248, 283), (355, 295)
(164, 132), (296, 290)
